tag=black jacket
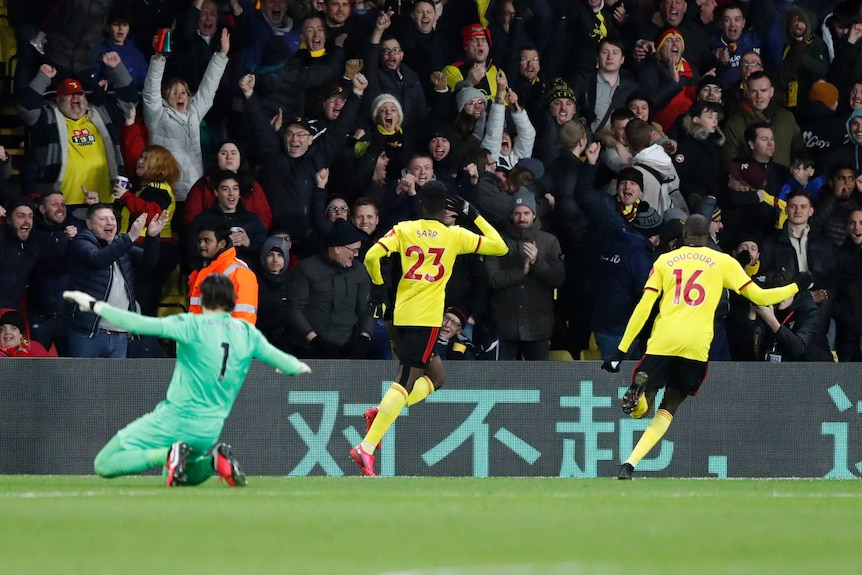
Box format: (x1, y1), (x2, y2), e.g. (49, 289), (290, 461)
(746, 289), (833, 362)
(0, 223), (39, 309)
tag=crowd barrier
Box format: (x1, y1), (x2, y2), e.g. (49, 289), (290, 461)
(1, 360), (860, 478)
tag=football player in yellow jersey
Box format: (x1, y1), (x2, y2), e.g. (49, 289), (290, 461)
(349, 182), (508, 476)
(602, 214), (802, 479)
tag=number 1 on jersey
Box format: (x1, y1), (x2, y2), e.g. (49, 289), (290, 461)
(671, 268), (706, 306)
(219, 342), (230, 381)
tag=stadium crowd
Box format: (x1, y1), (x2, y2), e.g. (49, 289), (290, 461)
(0, 0), (860, 362)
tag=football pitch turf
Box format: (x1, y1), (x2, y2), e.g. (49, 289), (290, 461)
(1, 476), (857, 574)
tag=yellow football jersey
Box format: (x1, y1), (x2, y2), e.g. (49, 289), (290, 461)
(365, 217), (507, 327)
(619, 246), (798, 361)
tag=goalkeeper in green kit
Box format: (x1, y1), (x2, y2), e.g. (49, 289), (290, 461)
(63, 275), (311, 487)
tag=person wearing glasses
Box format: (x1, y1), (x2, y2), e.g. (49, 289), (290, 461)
(362, 8), (426, 131)
(240, 71), (368, 257)
(285, 219), (372, 359)
(509, 46), (547, 125)
(433, 306), (475, 360)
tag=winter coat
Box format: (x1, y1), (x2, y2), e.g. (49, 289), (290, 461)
(44, 0), (111, 75)
(832, 240), (862, 347)
(18, 66), (136, 199)
(746, 289), (833, 362)
(632, 144), (683, 218)
(254, 48), (345, 121)
(66, 230), (159, 335)
(363, 42), (427, 131)
(243, 91), (362, 253)
(28, 214), (83, 316)
(796, 101), (846, 165)
(572, 69), (639, 132)
(0, 222), (39, 309)
(143, 53), (228, 201)
(720, 100), (803, 169)
(256, 236), (293, 350)
(709, 29), (764, 87)
(672, 115), (726, 210)
(591, 225), (656, 337)
(485, 219), (564, 342)
(636, 56), (698, 132)
(817, 108), (862, 175)
(285, 251), (373, 351)
(776, 7), (829, 109)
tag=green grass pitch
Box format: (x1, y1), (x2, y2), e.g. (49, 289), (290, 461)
(1, 476), (858, 574)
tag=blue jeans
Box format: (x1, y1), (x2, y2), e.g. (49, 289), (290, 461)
(67, 331), (129, 358)
(368, 319), (392, 360)
(595, 332), (641, 360)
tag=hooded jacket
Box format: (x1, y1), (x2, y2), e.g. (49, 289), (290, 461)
(256, 236), (292, 349)
(818, 108), (862, 175)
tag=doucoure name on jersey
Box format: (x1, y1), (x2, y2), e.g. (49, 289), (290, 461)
(665, 252), (718, 268)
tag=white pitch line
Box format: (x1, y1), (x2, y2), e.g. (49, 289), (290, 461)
(380, 563), (588, 575)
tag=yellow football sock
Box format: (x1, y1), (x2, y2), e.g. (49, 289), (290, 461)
(625, 409), (673, 467)
(630, 393), (649, 419)
(361, 383), (408, 455)
(406, 375), (435, 406)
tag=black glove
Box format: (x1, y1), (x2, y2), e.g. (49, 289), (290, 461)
(369, 283), (388, 319)
(795, 272), (814, 292)
(445, 195), (480, 223)
(735, 249), (751, 267)
(350, 334), (371, 359)
(601, 349), (624, 373)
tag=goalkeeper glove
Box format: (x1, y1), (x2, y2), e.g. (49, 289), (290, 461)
(601, 349), (625, 373)
(277, 362), (312, 375)
(62, 290), (98, 313)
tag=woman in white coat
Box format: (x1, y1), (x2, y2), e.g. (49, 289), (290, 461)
(143, 28), (230, 210)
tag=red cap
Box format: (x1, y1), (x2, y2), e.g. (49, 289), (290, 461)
(462, 24), (490, 49)
(57, 79), (86, 96)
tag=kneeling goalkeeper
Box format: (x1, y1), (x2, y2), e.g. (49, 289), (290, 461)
(64, 275), (311, 487)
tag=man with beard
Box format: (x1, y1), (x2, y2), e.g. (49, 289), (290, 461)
(18, 54), (137, 209)
(485, 188), (564, 360)
(0, 198), (39, 310)
(188, 219), (259, 326)
(28, 191), (83, 355)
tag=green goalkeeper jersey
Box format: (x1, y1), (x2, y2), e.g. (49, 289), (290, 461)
(99, 306), (305, 421)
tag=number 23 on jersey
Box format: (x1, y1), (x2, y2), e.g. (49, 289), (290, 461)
(403, 245), (447, 283)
